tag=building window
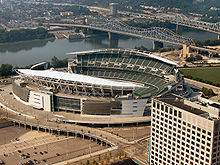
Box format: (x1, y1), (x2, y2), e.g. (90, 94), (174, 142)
(157, 103), (160, 109)
(153, 102), (156, 108)
(170, 108), (173, 114)
(161, 104), (164, 111)
(174, 110), (177, 116)
(165, 106), (168, 113)
(178, 111), (182, 118)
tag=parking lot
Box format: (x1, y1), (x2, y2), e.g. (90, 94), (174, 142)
(0, 126), (107, 165)
(0, 126), (29, 145)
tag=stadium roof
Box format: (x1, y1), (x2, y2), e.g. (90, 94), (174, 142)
(67, 49), (178, 66)
(18, 69), (142, 88)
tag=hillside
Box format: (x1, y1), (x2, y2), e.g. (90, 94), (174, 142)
(76, 0), (220, 20)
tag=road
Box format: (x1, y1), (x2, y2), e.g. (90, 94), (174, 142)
(185, 78), (220, 94)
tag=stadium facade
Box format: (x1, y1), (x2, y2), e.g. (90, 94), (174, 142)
(12, 49), (183, 117)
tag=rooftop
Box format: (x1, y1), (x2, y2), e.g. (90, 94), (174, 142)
(157, 94), (207, 115)
(17, 69), (142, 88)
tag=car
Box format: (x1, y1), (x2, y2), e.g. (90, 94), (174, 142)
(0, 160), (5, 165)
(26, 153), (30, 156)
(3, 153), (7, 157)
(56, 153), (60, 156)
(20, 154), (27, 159)
(39, 152), (43, 155)
(33, 159), (39, 164)
(15, 138), (19, 141)
(42, 159), (46, 163)
(44, 151), (48, 154)
(26, 160), (34, 165)
(18, 150), (22, 153)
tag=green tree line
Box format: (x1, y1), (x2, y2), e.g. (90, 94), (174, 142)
(202, 87), (217, 98)
(0, 28), (54, 43)
(0, 64), (13, 77)
(195, 39), (220, 47)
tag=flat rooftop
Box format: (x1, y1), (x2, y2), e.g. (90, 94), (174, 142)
(18, 69), (141, 88)
(157, 94), (207, 115)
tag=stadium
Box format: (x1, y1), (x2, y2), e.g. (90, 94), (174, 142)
(12, 49), (183, 119)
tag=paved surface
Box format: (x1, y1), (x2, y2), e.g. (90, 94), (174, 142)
(0, 126), (29, 145)
(0, 85), (151, 125)
(0, 134), (106, 165)
(185, 78), (220, 94)
(102, 126), (151, 141)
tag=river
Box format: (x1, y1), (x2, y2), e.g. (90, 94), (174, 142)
(0, 30), (218, 67)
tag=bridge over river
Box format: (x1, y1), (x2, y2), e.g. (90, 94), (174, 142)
(49, 19), (194, 46)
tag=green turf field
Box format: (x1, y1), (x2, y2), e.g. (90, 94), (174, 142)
(180, 67), (220, 84)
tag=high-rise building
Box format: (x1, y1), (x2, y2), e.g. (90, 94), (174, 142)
(109, 3), (118, 16)
(150, 93), (220, 165)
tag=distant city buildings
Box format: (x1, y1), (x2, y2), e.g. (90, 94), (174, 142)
(109, 3), (118, 16)
(150, 93), (220, 165)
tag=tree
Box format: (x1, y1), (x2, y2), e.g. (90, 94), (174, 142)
(0, 64), (13, 77)
(51, 56), (59, 68)
(202, 87), (217, 98)
(51, 56), (68, 68)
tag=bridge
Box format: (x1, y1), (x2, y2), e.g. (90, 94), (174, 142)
(155, 13), (220, 38)
(49, 19), (220, 55)
(49, 19), (194, 46)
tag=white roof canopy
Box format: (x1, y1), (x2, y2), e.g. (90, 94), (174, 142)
(18, 69), (141, 88)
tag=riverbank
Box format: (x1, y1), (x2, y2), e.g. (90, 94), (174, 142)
(0, 37), (55, 46)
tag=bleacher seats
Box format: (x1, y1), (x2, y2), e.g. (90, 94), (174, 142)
(72, 50), (177, 98)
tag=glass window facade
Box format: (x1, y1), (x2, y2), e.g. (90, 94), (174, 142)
(54, 96), (81, 112)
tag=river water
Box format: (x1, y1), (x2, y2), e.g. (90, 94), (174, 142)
(0, 30), (217, 67)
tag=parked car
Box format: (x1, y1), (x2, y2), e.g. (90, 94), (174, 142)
(0, 160), (5, 165)
(26, 160), (34, 165)
(33, 159), (39, 164)
(20, 154), (27, 159)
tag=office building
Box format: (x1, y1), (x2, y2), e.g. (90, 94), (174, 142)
(150, 93), (220, 165)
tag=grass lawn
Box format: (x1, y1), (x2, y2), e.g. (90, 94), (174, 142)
(180, 67), (220, 84)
